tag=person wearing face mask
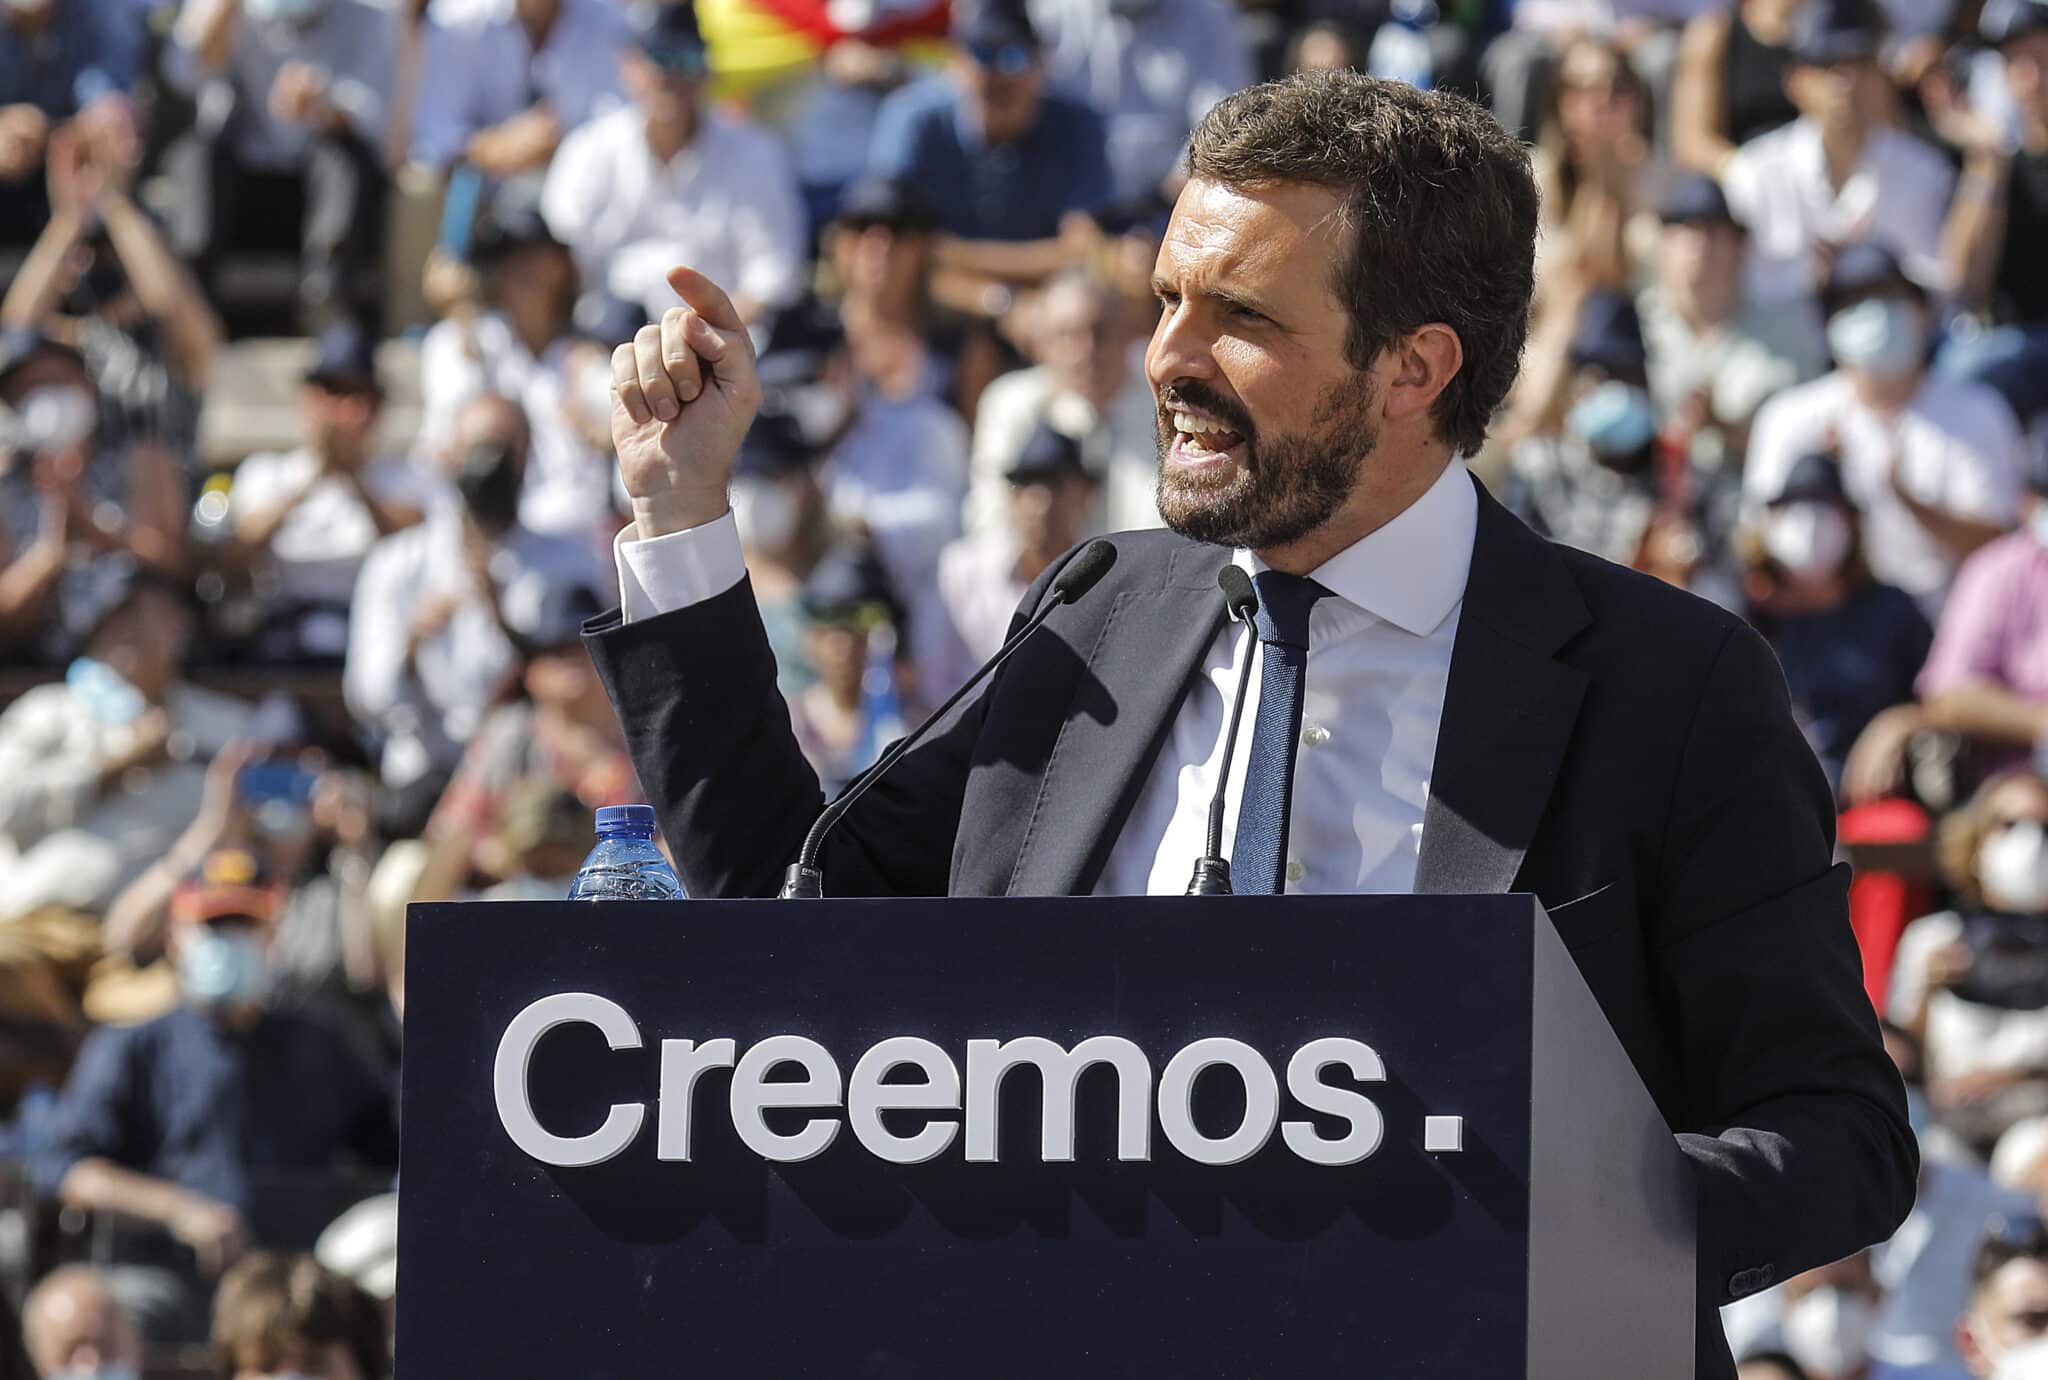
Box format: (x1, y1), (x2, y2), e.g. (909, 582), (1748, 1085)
(1775, 1254), (1885, 1380)
(1740, 451), (1931, 797)
(1746, 243), (2026, 622)
(1843, 456), (2048, 809)
(725, 378), (833, 700)
(0, 331), (189, 667)
(29, 849), (399, 1349)
(345, 392), (608, 835)
(21, 1265), (142, 1380)
(1506, 287), (1741, 594)
(160, 0), (397, 332)
(1890, 770), (2048, 1157)
(1959, 1215), (2048, 1379)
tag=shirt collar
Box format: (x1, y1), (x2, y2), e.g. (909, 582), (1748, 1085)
(1243, 458), (1477, 637)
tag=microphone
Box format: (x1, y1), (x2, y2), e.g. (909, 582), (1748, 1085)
(1186, 565), (1260, 896)
(780, 539), (1120, 899)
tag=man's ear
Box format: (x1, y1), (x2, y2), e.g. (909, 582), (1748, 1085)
(1379, 323), (1463, 427)
(1956, 1314), (1988, 1372)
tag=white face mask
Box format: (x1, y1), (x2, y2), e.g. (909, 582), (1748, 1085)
(7, 384), (96, 455)
(48, 1368), (140, 1380)
(1996, 1336), (2048, 1379)
(1763, 502), (1853, 580)
(244, 0), (322, 24)
(1782, 1286), (1877, 1378)
(1982, 820), (2048, 914)
(729, 477), (801, 551)
(781, 382), (853, 450)
(178, 928), (272, 1010)
(1828, 298), (1924, 380)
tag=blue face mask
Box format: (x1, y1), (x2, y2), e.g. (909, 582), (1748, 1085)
(244, 0), (322, 24)
(66, 657), (145, 727)
(1565, 380), (1657, 463)
(178, 928), (271, 1011)
(1827, 298), (1924, 379)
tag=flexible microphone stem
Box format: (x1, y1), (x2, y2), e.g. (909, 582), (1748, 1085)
(1187, 565), (1260, 896)
(780, 539), (1119, 899)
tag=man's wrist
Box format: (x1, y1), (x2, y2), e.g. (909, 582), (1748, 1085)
(631, 488), (730, 542)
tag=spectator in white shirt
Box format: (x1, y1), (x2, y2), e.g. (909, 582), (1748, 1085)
(1745, 243), (2024, 616)
(539, 2), (805, 329)
(929, 422), (1097, 694)
(229, 321), (434, 664)
(344, 393), (607, 828)
(1722, 0), (1957, 307)
(966, 266), (1158, 537)
(1025, 0), (1252, 209)
(162, 0), (398, 330)
(407, 0), (629, 177)
(419, 198), (618, 543)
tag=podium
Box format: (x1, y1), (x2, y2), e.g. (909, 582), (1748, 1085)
(396, 895), (1694, 1377)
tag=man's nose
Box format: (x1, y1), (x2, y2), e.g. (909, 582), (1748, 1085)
(1146, 304), (1218, 392)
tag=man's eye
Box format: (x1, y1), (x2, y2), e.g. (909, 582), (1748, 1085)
(1229, 304), (1267, 324)
(1155, 292), (1180, 309)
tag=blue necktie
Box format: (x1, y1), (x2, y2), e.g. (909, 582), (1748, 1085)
(1231, 570), (1332, 895)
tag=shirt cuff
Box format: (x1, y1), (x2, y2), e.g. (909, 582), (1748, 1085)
(614, 510), (747, 623)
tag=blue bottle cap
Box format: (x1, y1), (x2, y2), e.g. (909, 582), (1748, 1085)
(595, 804), (657, 833)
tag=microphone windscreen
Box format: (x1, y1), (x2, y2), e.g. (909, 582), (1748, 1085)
(1216, 564), (1258, 620)
(1052, 540), (1119, 604)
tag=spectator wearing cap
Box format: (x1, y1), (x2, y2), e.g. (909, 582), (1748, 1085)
(724, 370), (832, 699)
(1722, 0), (1956, 306)
(928, 422), (1097, 694)
(865, 0), (1114, 298)
(1844, 441), (2048, 806)
(417, 198), (616, 542)
(825, 175), (1002, 419)
(1506, 289), (1740, 593)
(228, 322), (433, 665)
(1737, 451), (1930, 797)
(1670, 0), (1802, 176)
(965, 265), (1158, 538)
(1025, 0), (1251, 209)
(1933, 0), (2048, 432)
(539, 2), (805, 330)
(0, 0), (143, 247)
(1638, 172), (1827, 459)
(1746, 243), (2024, 620)
(0, 118), (220, 472)
(407, 0), (630, 177)
(345, 393), (607, 830)
(790, 541), (907, 794)
(0, 332), (188, 666)
(0, 565), (283, 930)
(1958, 1214), (2048, 1376)
(33, 846), (398, 1346)
(162, 0), (399, 332)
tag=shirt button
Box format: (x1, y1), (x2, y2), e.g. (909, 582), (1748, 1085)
(1301, 723), (1330, 748)
(1285, 859), (1307, 884)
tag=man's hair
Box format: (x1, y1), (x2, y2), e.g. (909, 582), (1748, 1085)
(212, 1252), (390, 1380)
(1186, 70), (1539, 457)
(1972, 1214), (2048, 1297)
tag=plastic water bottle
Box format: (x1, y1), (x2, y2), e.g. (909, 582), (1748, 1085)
(1368, 0), (1437, 91)
(567, 805), (686, 901)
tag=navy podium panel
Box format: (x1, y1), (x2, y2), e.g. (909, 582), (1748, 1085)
(396, 895), (1686, 1377)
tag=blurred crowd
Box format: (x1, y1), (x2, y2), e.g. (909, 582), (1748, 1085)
(0, 0), (2044, 1372)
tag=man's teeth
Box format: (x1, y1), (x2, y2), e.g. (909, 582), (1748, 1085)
(1173, 411), (1233, 437)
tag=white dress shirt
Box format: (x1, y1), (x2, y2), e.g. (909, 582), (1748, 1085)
(613, 459), (1477, 897)
(408, 0), (629, 170)
(540, 105), (807, 325)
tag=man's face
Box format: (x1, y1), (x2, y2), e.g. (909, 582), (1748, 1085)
(1964, 1258), (2048, 1376)
(1006, 472), (1095, 553)
(1146, 177), (1382, 551)
(301, 380), (380, 450)
(1789, 55), (1886, 131)
(494, 243), (575, 328)
(25, 1274), (141, 1378)
(622, 50), (701, 127)
(1037, 279), (1127, 403)
(953, 46), (1044, 144)
(831, 222), (928, 305)
(1658, 220), (1743, 312)
(89, 586), (191, 695)
(2005, 31), (2048, 125)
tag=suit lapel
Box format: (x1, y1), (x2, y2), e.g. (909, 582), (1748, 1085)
(1007, 539), (1232, 895)
(1414, 482), (1592, 895)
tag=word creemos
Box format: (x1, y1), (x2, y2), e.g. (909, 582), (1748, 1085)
(493, 992), (1396, 1171)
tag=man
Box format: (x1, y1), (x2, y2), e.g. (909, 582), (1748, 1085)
(163, 0), (397, 330)
(966, 266), (1159, 537)
(0, 0), (142, 246)
(931, 422), (1098, 692)
(32, 848), (399, 1344)
(1026, 0), (1252, 209)
(866, 0), (1114, 291)
(589, 71), (1915, 1377)
(344, 393), (606, 826)
(21, 1264), (145, 1380)
(1744, 243), (2024, 618)
(1958, 1216), (2048, 1376)
(1722, 0), (1956, 307)
(539, 2), (804, 330)
(230, 321), (431, 664)
(407, 0), (629, 177)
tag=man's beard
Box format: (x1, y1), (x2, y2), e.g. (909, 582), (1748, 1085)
(1154, 373), (1379, 550)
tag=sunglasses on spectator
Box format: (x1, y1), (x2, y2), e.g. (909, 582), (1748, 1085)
(968, 42), (1037, 75)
